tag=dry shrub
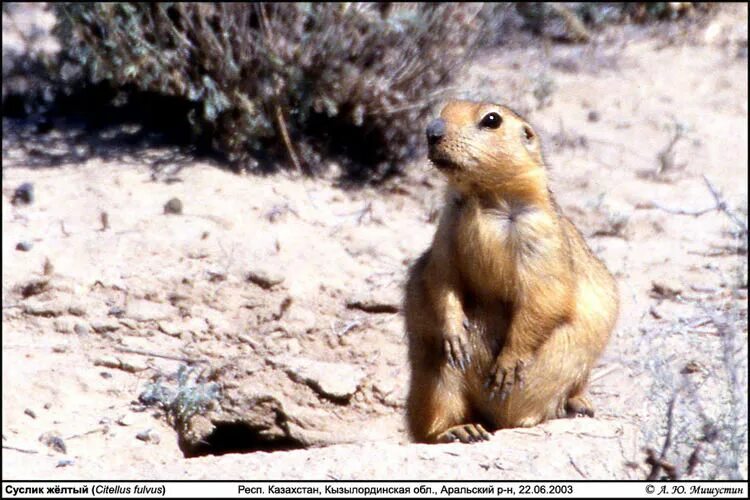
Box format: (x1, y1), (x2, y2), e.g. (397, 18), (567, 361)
(52, 3), (484, 180)
(2, 3), (59, 118)
(481, 3), (719, 44)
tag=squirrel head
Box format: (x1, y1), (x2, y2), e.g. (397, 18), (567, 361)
(426, 100), (545, 196)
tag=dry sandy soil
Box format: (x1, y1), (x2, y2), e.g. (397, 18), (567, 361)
(2, 4), (748, 480)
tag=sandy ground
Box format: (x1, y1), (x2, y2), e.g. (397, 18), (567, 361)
(2, 5), (748, 480)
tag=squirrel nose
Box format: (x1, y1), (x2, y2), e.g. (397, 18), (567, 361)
(426, 118), (446, 146)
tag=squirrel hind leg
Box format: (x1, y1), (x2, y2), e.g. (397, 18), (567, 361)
(559, 359), (597, 419)
(407, 364), (472, 443)
(435, 423), (491, 443)
(490, 322), (597, 428)
(562, 394), (595, 418)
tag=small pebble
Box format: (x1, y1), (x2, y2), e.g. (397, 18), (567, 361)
(24, 408), (37, 419)
(12, 182), (34, 205)
(136, 429), (160, 444)
(246, 270), (285, 290)
(681, 361), (703, 374)
(16, 241), (33, 252)
(67, 304), (87, 316)
(116, 414), (132, 426)
(587, 110), (600, 122)
(19, 279), (49, 298)
(56, 459), (75, 468)
(74, 323), (89, 335)
(100, 211), (109, 231)
(39, 432), (67, 454)
(108, 306), (126, 317)
(164, 197), (183, 215)
(43, 258), (54, 276)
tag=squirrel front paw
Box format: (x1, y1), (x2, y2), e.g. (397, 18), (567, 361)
(443, 321), (472, 371)
(486, 351), (532, 401)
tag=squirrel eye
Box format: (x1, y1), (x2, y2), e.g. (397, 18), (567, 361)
(479, 112), (502, 129)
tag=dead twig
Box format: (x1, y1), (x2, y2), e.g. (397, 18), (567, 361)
(65, 426), (107, 440)
(656, 120), (686, 176)
(638, 201), (715, 217)
(356, 202), (373, 225)
(370, 87), (459, 116)
(346, 300), (400, 314)
(273, 102), (303, 172)
(331, 319), (363, 337)
(266, 203), (300, 222)
(686, 445), (702, 476)
(237, 334), (262, 350)
(114, 346), (207, 364)
(685, 317), (712, 328)
(645, 394), (680, 480)
(257, 3), (304, 173)
(568, 453), (588, 478)
(701, 175), (748, 236)
(637, 175), (748, 236)
(2, 445), (39, 454)
(688, 247), (746, 257)
(100, 211), (109, 231)
(590, 365), (619, 383)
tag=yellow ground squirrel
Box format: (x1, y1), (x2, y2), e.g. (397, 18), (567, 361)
(404, 100), (619, 443)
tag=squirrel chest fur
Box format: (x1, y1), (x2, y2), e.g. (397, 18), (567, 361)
(455, 197), (567, 298)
